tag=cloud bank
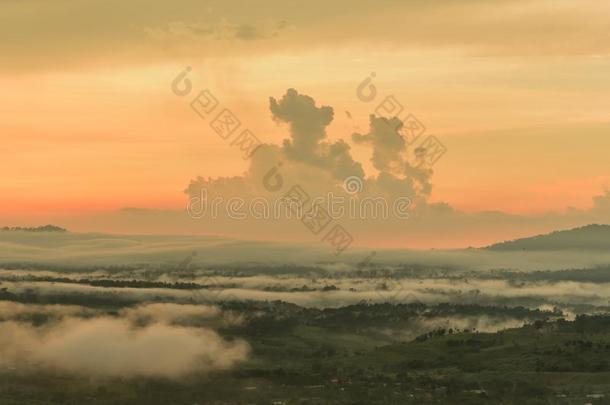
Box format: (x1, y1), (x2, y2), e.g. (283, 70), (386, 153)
(0, 309), (249, 378)
(3, 0), (610, 71)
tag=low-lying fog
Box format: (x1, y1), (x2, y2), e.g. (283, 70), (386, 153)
(1, 231), (609, 379)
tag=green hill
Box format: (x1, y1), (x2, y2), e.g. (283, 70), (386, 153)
(486, 224), (610, 251)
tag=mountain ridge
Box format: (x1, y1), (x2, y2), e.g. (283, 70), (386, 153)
(486, 224), (610, 251)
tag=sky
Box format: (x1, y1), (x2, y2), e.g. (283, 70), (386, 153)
(1, 0), (610, 248)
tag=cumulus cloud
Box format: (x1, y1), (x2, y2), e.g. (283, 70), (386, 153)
(183, 88), (430, 240)
(271, 88), (364, 181)
(352, 115), (433, 201)
(173, 87), (607, 249)
(352, 115), (406, 173)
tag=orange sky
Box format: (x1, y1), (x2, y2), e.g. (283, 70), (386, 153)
(2, 57), (609, 216)
(1, 0), (610, 246)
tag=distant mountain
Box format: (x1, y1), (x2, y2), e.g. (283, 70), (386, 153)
(0, 225), (67, 233)
(486, 224), (610, 251)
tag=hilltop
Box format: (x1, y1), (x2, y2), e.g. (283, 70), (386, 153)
(0, 225), (67, 233)
(486, 224), (610, 251)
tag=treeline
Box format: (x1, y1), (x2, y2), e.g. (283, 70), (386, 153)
(488, 266), (610, 283)
(222, 300), (556, 337)
(0, 225), (67, 232)
(0, 275), (210, 290)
